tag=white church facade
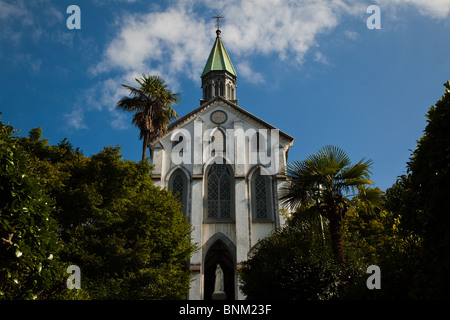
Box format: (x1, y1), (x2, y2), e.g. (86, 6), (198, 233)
(149, 26), (294, 300)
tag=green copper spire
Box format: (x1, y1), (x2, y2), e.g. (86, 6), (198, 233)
(200, 15), (238, 105)
(201, 31), (237, 78)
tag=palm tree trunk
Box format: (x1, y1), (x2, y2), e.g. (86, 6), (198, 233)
(329, 215), (345, 266)
(142, 133), (149, 161)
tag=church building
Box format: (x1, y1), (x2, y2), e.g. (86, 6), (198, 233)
(150, 21), (295, 300)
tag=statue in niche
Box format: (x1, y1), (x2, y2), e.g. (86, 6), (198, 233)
(214, 263), (224, 293)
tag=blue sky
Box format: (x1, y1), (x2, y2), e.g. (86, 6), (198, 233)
(1, 0), (449, 191)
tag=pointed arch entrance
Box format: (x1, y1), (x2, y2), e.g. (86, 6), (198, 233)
(203, 233), (235, 300)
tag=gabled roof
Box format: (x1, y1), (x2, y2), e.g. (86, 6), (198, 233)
(201, 35), (237, 78)
(152, 96), (294, 144)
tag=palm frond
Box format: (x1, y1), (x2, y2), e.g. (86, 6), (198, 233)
(116, 96), (146, 112)
(355, 185), (384, 207)
(116, 74), (181, 159)
(279, 145), (375, 211)
(316, 145), (351, 169)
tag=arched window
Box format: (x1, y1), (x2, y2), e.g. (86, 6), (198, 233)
(220, 82), (225, 97)
(211, 129), (225, 157)
(169, 169), (188, 217)
(251, 168), (273, 221)
(206, 163), (233, 221)
(215, 81), (219, 97)
(207, 84), (212, 99)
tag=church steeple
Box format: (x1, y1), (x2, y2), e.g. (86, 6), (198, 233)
(201, 14), (238, 105)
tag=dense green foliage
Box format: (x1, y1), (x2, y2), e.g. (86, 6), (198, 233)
(390, 81), (450, 299)
(346, 82), (450, 299)
(49, 145), (195, 299)
(341, 182), (420, 299)
(240, 182), (419, 300)
(239, 211), (354, 300)
(0, 118), (71, 299)
(1, 117), (196, 299)
(279, 145), (374, 266)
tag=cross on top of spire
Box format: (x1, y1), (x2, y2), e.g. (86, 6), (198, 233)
(213, 13), (224, 37)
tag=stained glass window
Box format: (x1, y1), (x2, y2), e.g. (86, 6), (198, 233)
(255, 174), (267, 218)
(252, 169), (272, 221)
(172, 174), (184, 202)
(207, 163), (232, 220)
(169, 170), (187, 217)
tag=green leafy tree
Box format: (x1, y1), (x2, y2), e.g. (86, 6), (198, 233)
(400, 81), (450, 298)
(0, 117), (73, 299)
(240, 185), (387, 300)
(350, 83), (450, 299)
(239, 213), (352, 300)
(341, 182), (420, 299)
(116, 74), (180, 161)
(279, 145), (374, 266)
(342, 186), (385, 265)
(32, 142), (195, 299)
(15, 125), (196, 299)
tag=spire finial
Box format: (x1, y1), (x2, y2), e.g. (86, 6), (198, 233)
(213, 13), (224, 37)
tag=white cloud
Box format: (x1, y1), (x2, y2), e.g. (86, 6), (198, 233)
(92, 3), (209, 82)
(313, 51), (329, 65)
(14, 54), (42, 73)
(91, 0), (354, 115)
(110, 112), (129, 130)
(64, 107), (87, 130)
(0, 0), (75, 46)
(376, 0), (450, 20)
(221, 0), (344, 63)
(66, 76), (130, 130)
(92, 0), (140, 4)
(93, 0), (358, 82)
(94, 0), (450, 84)
(0, 0), (26, 21)
(236, 61), (265, 84)
(344, 30), (359, 41)
(0, 0), (30, 43)
(89, 0), (450, 131)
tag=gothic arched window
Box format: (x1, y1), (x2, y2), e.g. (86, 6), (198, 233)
(211, 129), (225, 157)
(169, 169), (188, 217)
(220, 82), (225, 97)
(206, 163), (234, 221)
(251, 168), (273, 221)
(214, 82), (219, 97)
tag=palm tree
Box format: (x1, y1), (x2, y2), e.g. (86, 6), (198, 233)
(351, 185), (384, 215)
(116, 74), (180, 161)
(279, 145), (374, 266)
